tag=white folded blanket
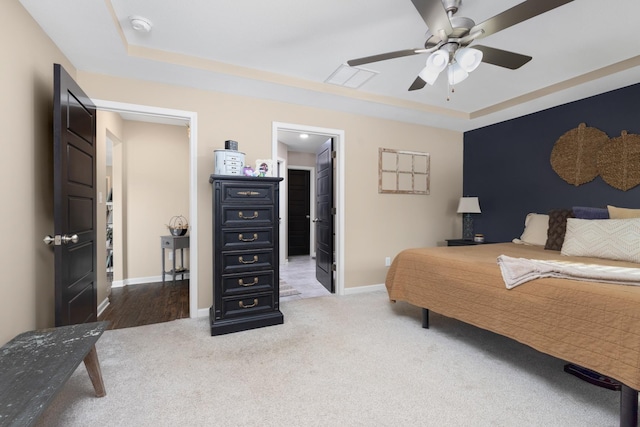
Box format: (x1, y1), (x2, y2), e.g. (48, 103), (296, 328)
(497, 255), (640, 289)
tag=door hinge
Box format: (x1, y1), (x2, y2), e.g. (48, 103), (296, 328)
(332, 263), (336, 272)
(331, 151), (337, 159)
(331, 207), (336, 215)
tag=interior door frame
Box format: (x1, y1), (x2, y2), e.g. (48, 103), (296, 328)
(272, 122), (344, 296)
(94, 99), (199, 318)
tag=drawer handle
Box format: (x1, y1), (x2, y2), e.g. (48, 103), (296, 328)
(238, 233), (258, 242)
(239, 255), (258, 264)
(238, 277), (259, 287)
(239, 299), (259, 309)
(237, 191), (260, 197)
(238, 211), (259, 220)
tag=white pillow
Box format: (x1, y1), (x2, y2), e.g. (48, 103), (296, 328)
(512, 213), (549, 246)
(561, 218), (640, 263)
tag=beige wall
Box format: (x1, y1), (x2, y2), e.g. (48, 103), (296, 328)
(0, 1), (76, 344)
(1, 1), (463, 345)
(288, 151), (316, 168)
(121, 120), (189, 281)
(77, 72), (464, 312)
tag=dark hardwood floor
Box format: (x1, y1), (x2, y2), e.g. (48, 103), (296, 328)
(99, 281), (189, 330)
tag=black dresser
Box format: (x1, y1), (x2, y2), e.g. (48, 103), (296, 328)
(209, 175), (284, 335)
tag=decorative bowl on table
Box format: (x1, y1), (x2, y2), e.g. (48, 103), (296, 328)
(167, 215), (189, 236)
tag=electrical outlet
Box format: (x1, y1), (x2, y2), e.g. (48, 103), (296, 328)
(385, 256), (391, 267)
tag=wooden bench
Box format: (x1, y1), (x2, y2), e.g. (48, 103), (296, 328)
(0, 321), (108, 426)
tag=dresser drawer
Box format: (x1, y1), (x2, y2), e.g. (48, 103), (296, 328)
(222, 249), (274, 274)
(221, 228), (273, 250)
(221, 182), (275, 203)
(222, 293), (274, 318)
(222, 271), (274, 295)
(221, 206), (274, 227)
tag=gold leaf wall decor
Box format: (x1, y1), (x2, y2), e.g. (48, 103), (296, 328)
(550, 123), (608, 186)
(597, 130), (640, 191)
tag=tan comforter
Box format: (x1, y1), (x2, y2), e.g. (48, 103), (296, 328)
(385, 242), (640, 390)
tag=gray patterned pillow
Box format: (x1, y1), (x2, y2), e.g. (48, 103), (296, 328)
(561, 218), (640, 263)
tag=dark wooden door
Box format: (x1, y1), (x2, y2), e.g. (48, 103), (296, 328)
(53, 64), (98, 326)
(315, 139), (334, 293)
(288, 169), (311, 256)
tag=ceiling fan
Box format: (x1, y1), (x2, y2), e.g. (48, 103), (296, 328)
(347, 0), (574, 92)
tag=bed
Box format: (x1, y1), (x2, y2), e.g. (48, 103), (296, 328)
(385, 241), (640, 426)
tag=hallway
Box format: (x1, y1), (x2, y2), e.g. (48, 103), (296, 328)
(280, 255), (331, 302)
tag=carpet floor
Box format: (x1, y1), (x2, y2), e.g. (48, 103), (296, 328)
(36, 291), (623, 426)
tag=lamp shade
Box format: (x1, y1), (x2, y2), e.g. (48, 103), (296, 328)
(427, 50), (449, 72)
(448, 63), (469, 85)
(457, 197), (481, 213)
(419, 50), (449, 85)
(455, 47), (483, 72)
(418, 67), (440, 85)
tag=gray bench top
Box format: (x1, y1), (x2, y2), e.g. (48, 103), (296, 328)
(0, 321), (107, 427)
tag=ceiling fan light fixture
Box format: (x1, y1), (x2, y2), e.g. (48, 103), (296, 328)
(455, 47), (483, 72)
(448, 63), (469, 85)
(418, 67), (441, 85)
(426, 50), (449, 73)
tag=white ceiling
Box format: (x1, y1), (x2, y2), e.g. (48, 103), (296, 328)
(19, 0), (640, 132)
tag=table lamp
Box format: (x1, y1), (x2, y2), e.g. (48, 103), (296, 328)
(457, 197), (481, 240)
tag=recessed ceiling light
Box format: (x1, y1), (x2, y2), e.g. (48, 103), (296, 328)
(129, 16), (152, 33)
(300, 133), (309, 139)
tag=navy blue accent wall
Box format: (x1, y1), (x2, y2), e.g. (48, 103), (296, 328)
(463, 82), (640, 243)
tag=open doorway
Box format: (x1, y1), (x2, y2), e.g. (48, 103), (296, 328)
(272, 122), (345, 299)
(94, 99), (199, 321)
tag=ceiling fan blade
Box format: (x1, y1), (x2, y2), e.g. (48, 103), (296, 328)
(408, 76), (427, 91)
(347, 49), (423, 67)
(474, 45), (532, 70)
(410, 0), (453, 38)
(471, 0), (574, 40)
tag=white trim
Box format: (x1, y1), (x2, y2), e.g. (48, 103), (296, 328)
(93, 99), (199, 318)
(197, 308), (210, 318)
(272, 122), (345, 296)
(276, 156), (287, 265)
(343, 283), (386, 295)
(97, 297), (110, 317)
(110, 275), (191, 288)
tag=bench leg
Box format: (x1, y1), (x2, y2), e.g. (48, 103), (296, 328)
(83, 345), (106, 397)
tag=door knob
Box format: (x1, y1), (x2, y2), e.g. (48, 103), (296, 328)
(43, 234), (79, 246)
(312, 218), (322, 223)
(62, 234), (79, 244)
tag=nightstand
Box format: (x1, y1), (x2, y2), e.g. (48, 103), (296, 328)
(446, 239), (492, 246)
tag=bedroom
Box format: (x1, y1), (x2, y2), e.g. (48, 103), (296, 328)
(2, 0), (640, 423)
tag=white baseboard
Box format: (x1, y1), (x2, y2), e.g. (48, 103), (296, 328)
(192, 285), (384, 320)
(343, 283), (386, 295)
(110, 274), (189, 288)
(97, 297), (110, 317)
